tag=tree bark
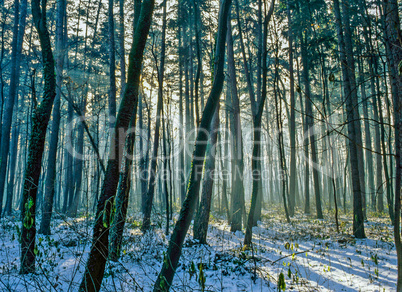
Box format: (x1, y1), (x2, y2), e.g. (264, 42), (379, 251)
(193, 104), (219, 243)
(39, 0), (66, 234)
(226, 14), (245, 232)
(0, 0), (27, 215)
(20, 0), (56, 274)
(244, 0), (274, 247)
(142, 0), (167, 231)
(153, 0), (231, 289)
(333, 0), (365, 238)
(78, 0), (155, 289)
(287, 0), (296, 217)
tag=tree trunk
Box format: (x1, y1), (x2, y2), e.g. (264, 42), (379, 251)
(39, 0), (66, 234)
(108, 0), (116, 127)
(142, 0), (167, 231)
(153, 0), (231, 288)
(20, 0), (56, 274)
(244, 0), (274, 247)
(287, 0), (296, 217)
(0, 0), (27, 215)
(300, 29), (323, 219)
(193, 104), (219, 243)
(382, 0), (402, 289)
(333, 0), (365, 238)
(78, 0), (155, 289)
(226, 14), (244, 232)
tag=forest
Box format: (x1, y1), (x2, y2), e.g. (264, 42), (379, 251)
(0, 0), (401, 290)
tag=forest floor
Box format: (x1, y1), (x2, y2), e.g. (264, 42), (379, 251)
(0, 207), (397, 291)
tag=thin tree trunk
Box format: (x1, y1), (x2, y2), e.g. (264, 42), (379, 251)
(153, 0), (231, 288)
(39, 0), (66, 234)
(108, 0), (117, 126)
(0, 0), (27, 214)
(244, 0), (274, 247)
(20, 0), (56, 274)
(193, 104), (219, 243)
(226, 14), (244, 232)
(79, 0), (155, 289)
(142, 0), (167, 231)
(333, 0), (365, 238)
(287, 0), (296, 217)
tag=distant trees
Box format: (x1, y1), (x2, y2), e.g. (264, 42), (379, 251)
(0, 0), (399, 288)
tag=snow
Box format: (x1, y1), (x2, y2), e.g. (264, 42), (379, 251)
(0, 210), (397, 291)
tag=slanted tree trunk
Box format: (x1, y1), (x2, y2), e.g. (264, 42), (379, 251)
(39, 0), (66, 234)
(78, 0), (155, 289)
(142, 0), (167, 231)
(244, 0), (274, 247)
(20, 0), (56, 274)
(109, 100), (138, 261)
(153, 0), (231, 289)
(193, 104), (219, 243)
(108, 0), (141, 251)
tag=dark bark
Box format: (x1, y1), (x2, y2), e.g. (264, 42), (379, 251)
(333, 0), (365, 238)
(153, 0), (231, 289)
(78, 0), (155, 289)
(0, 0), (27, 215)
(109, 103), (138, 262)
(244, 0), (274, 247)
(20, 0), (56, 274)
(382, 0), (402, 289)
(287, 0), (296, 217)
(226, 14), (244, 232)
(39, 0), (66, 234)
(300, 30), (323, 219)
(193, 104), (219, 243)
(141, 0), (167, 231)
(108, 0), (117, 127)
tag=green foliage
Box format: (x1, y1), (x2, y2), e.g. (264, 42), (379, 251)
(189, 261), (196, 280)
(371, 253), (378, 265)
(23, 197), (34, 229)
(399, 60), (402, 76)
(102, 197), (115, 228)
(198, 261), (206, 292)
(278, 272), (286, 291)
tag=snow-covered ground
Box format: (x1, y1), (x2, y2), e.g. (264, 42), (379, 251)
(0, 210), (397, 291)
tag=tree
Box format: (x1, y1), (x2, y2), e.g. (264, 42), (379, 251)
(226, 12), (245, 232)
(20, 0), (56, 274)
(142, 0), (167, 231)
(153, 0), (232, 289)
(333, 0), (365, 239)
(0, 0), (27, 215)
(78, 0), (155, 289)
(39, 0), (66, 235)
(382, 0), (402, 289)
(244, 0), (275, 247)
(193, 104), (219, 243)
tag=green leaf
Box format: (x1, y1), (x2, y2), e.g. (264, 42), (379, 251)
(399, 60), (402, 76)
(278, 272), (286, 291)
